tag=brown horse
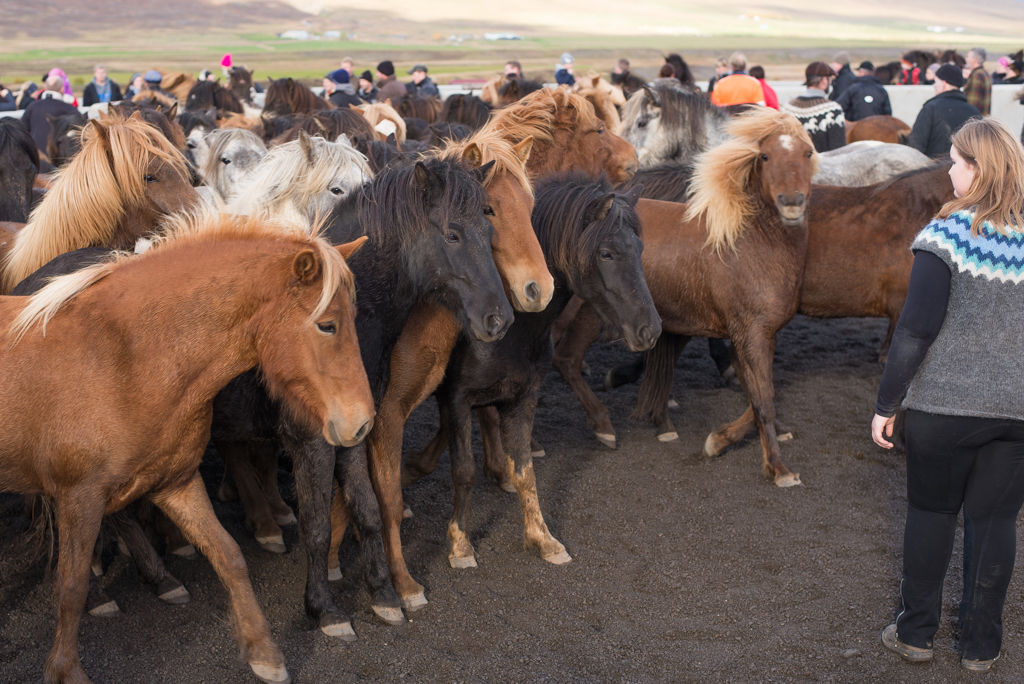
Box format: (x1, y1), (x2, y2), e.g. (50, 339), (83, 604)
(160, 71), (197, 101)
(263, 77), (331, 117)
(353, 88), (641, 609)
(0, 212), (373, 684)
(1, 111), (198, 293)
(846, 115), (911, 144)
(554, 108), (816, 486)
(395, 94), (442, 123)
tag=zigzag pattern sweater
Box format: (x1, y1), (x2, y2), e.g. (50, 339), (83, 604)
(902, 209), (1024, 420)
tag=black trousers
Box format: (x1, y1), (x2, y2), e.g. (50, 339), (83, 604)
(897, 410), (1024, 660)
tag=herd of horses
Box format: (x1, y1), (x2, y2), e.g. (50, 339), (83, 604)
(0, 65), (954, 684)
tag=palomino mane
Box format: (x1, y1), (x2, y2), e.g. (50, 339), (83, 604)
(355, 102), (407, 143)
(9, 210), (353, 344)
(436, 128), (533, 198)
(1, 111), (189, 293)
(685, 107), (815, 254)
(226, 134), (372, 221)
(488, 86), (599, 150)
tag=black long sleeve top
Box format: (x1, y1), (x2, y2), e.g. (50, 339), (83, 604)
(874, 250), (952, 417)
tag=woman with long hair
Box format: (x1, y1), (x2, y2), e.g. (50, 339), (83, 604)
(872, 118), (1024, 672)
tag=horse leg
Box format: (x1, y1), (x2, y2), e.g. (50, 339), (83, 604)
(152, 508), (196, 559)
(253, 442), (295, 526)
(44, 492), (105, 684)
(442, 397), (478, 568)
(107, 507), (189, 605)
(551, 301), (618, 448)
(217, 470), (239, 502)
(401, 421), (447, 487)
(477, 406), (513, 491)
(151, 473), (289, 684)
(498, 396), (571, 564)
(633, 333), (691, 441)
(86, 536), (119, 617)
(335, 443), (403, 625)
(216, 439), (285, 553)
(279, 432), (356, 640)
(327, 482), (350, 582)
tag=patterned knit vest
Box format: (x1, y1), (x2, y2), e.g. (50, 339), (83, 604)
(905, 209), (1024, 420)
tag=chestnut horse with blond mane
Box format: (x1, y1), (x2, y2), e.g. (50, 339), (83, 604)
(554, 107), (816, 486)
(1, 111), (198, 293)
(0, 211), (372, 684)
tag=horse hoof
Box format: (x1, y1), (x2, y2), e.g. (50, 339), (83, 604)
(581, 360), (591, 376)
(257, 535), (287, 554)
(595, 432), (617, 449)
(250, 662), (291, 684)
(531, 448), (546, 458)
(402, 505), (413, 519)
(449, 555), (477, 569)
(157, 585), (190, 605)
(499, 481), (516, 493)
(320, 620), (357, 641)
(217, 481), (239, 503)
(777, 432), (794, 442)
(602, 369), (615, 392)
(169, 544), (197, 559)
(91, 561), (103, 577)
(372, 604), (405, 625)
(275, 512), (297, 526)
(401, 592), (428, 612)
(118, 537), (132, 558)
(667, 398), (679, 409)
(775, 472), (802, 488)
(542, 549), (573, 565)
(703, 433), (721, 457)
(327, 567), (343, 582)
(88, 600), (120, 617)
(657, 431), (679, 442)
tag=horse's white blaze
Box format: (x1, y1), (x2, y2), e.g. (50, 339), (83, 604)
(779, 134), (794, 151)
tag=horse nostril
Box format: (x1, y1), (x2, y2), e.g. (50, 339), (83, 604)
(485, 313), (504, 337)
(524, 281), (540, 303)
(354, 417), (373, 443)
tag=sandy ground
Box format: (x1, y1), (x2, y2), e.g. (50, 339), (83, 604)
(2, 314), (1023, 683)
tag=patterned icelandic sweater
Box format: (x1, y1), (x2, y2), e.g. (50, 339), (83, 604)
(905, 210), (1024, 420)
(780, 93), (846, 152)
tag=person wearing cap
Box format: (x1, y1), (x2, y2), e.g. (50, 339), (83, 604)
(140, 69), (176, 101)
(836, 61), (892, 122)
(780, 62), (846, 152)
(324, 68), (362, 107)
(907, 64), (981, 158)
(897, 53), (923, 85)
(83, 64), (123, 107)
(963, 48), (991, 116)
(829, 52), (856, 101)
(405, 64), (439, 98)
(198, 69), (217, 83)
(710, 52), (765, 107)
(555, 53), (575, 86)
(357, 70), (378, 103)
(375, 60), (407, 106)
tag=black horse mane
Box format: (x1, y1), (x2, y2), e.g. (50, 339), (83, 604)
(358, 156), (485, 246)
(177, 109), (217, 137)
(395, 94), (442, 122)
(350, 136), (405, 173)
(499, 77), (544, 101)
(272, 109), (374, 144)
(532, 172), (642, 277)
(46, 112), (87, 165)
(264, 77), (328, 116)
(440, 94), (491, 131)
(0, 117), (40, 171)
(185, 81), (243, 114)
(870, 157), (952, 197)
(617, 162), (692, 203)
(664, 53), (696, 88)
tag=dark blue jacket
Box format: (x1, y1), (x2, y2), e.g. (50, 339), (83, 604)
(555, 69), (575, 86)
(836, 75), (892, 121)
(907, 90), (981, 158)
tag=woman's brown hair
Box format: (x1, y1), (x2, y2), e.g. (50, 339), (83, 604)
(939, 118), (1024, 236)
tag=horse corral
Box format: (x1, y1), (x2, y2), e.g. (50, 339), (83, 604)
(1, 43), (1023, 684)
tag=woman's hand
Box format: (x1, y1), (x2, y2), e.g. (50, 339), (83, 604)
(871, 413), (896, 449)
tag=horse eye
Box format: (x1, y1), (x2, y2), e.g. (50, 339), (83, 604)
(600, 250), (613, 261)
(144, 174), (157, 183)
(761, 154), (769, 162)
(483, 206), (495, 216)
(637, 120), (646, 128)
(186, 141), (196, 149)
(316, 321), (337, 335)
(806, 151), (813, 158)
(221, 157), (231, 165)
(444, 231), (460, 244)
(330, 187), (343, 196)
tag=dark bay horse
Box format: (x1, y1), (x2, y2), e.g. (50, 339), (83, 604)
(440, 93), (491, 131)
(45, 112), (86, 167)
(395, 94), (442, 123)
(185, 80), (244, 115)
(1, 111), (199, 293)
(263, 77), (330, 118)
(228, 65), (258, 104)
(399, 175), (659, 570)
(0, 118), (39, 225)
(555, 108), (816, 486)
(0, 212), (373, 684)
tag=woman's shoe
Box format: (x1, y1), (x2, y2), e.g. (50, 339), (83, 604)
(881, 624), (934, 662)
(961, 654), (999, 672)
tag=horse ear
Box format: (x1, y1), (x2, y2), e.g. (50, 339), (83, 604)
(386, 132), (397, 147)
(336, 132), (351, 147)
(350, 103), (366, 113)
(474, 159), (496, 184)
(620, 184), (643, 208)
(462, 142), (482, 166)
(336, 235), (368, 260)
(414, 161), (441, 200)
(590, 75), (600, 89)
(166, 102), (178, 119)
(90, 120), (110, 150)
(587, 193), (617, 224)
(297, 129), (315, 163)
(292, 249), (321, 284)
(642, 84), (661, 108)
(385, 98), (393, 108)
(513, 136), (533, 164)
(45, 114), (56, 125)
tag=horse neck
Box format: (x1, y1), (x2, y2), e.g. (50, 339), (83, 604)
(113, 202), (159, 251)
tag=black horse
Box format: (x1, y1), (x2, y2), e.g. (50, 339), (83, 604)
(0, 118), (39, 224)
(439, 94), (491, 131)
(185, 80), (244, 115)
(402, 174), (661, 568)
(210, 156), (513, 639)
(45, 112), (87, 168)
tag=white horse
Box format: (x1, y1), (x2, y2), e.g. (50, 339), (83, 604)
(197, 128), (267, 207)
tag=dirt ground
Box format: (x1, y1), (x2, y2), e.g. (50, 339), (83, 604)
(2, 314), (1023, 683)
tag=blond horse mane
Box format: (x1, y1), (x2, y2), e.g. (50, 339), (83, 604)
(487, 87), (599, 149)
(479, 75), (504, 106)
(574, 83), (622, 134)
(354, 102), (407, 143)
(10, 210), (353, 344)
(1, 111), (189, 293)
(685, 108), (816, 254)
(436, 128), (534, 198)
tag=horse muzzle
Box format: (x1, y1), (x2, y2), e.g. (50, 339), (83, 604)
(624, 318), (662, 353)
(776, 193), (806, 226)
(325, 413), (375, 448)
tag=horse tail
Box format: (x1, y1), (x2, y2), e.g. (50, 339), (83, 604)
(23, 494), (57, 577)
(631, 332), (687, 423)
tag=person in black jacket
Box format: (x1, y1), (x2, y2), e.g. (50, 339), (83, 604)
(82, 65), (123, 107)
(357, 70), (378, 103)
(907, 64), (982, 158)
(23, 76), (80, 154)
(323, 69), (362, 108)
(405, 64), (439, 97)
(829, 52), (857, 101)
(836, 62), (892, 121)
(0, 81), (15, 111)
